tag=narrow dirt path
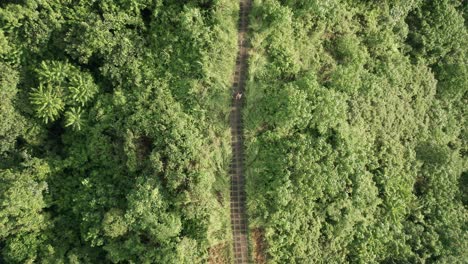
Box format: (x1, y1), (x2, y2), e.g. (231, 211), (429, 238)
(230, 0), (252, 263)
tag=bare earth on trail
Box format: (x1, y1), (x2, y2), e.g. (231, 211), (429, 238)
(252, 228), (267, 264)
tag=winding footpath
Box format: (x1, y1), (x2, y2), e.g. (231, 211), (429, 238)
(230, 0), (252, 263)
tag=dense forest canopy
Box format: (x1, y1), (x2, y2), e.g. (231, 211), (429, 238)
(245, 0), (467, 263)
(1, 0), (237, 263)
(1, 0), (467, 263)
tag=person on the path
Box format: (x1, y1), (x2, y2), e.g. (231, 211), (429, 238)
(235, 92), (242, 100)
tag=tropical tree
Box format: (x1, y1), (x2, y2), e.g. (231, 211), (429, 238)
(64, 107), (84, 131)
(29, 84), (64, 123)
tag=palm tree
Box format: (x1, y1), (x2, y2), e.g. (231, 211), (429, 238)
(36, 60), (69, 84)
(68, 74), (98, 106)
(64, 107), (84, 131)
(29, 84), (64, 123)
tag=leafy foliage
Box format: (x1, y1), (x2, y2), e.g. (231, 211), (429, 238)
(64, 107), (84, 131)
(2, 0), (466, 263)
(29, 84), (64, 123)
(0, 0), (237, 262)
(0, 63), (24, 155)
(245, 0), (467, 262)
